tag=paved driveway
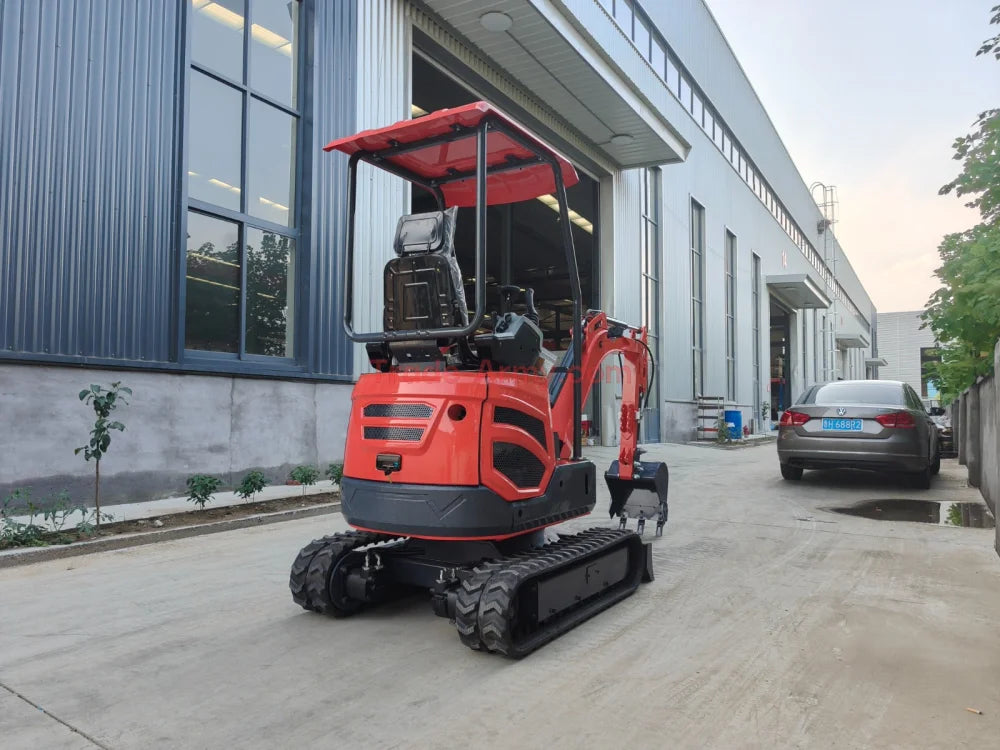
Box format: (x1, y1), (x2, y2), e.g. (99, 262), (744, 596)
(2, 442), (997, 749)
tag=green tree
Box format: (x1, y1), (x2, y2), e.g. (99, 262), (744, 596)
(75, 382), (131, 529)
(922, 6), (1000, 402)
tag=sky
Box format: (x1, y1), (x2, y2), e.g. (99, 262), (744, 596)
(705, 0), (998, 313)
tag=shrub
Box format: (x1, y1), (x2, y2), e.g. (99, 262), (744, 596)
(326, 463), (344, 484)
(289, 465), (319, 495)
(236, 470), (268, 503)
(0, 489), (47, 548)
(715, 413), (731, 444)
(42, 490), (80, 532)
(76, 509), (115, 537)
(186, 474), (222, 510)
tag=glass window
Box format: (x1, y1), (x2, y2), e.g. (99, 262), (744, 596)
(651, 38), (665, 75)
(614, 0), (633, 34)
(751, 254), (761, 430)
(248, 99), (296, 226)
(801, 382), (906, 406)
(666, 58), (680, 95)
(690, 201), (705, 398)
(249, 0), (299, 106)
(679, 78), (691, 111)
(245, 228), (295, 356)
(185, 211), (241, 353)
(633, 15), (650, 57)
(641, 169), (661, 431)
(186, 0), (301, 360)
(188, 71), (243, 211)
(704, 110), (714, 138)
(692, 92), (704, 124)
(190, 0), (245, 81)
(725, 231), (737, 401)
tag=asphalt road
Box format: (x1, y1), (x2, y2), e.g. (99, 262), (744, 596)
(2, 442), (998, 749)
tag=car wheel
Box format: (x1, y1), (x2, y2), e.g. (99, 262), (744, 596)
(930, 451), (941, 476)
(780, 464), (803, 481)
(909, 465), (932, 490)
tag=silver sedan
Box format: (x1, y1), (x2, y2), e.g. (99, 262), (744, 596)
(777, 380), (940, 488)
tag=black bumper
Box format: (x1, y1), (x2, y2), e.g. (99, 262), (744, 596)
(340, 461), (596, 539)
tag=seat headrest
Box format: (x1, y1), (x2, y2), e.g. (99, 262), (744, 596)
(393, 207), (457, 256)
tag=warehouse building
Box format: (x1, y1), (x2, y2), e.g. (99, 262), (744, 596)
(877, 311), (940, 404)
(0, 0), (878, 502)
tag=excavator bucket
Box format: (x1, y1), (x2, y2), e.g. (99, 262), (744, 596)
(605, 460), (669, 536)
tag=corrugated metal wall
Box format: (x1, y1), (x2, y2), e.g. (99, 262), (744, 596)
(0, 0), (357, 378)
(0, 0), (182, 363)
(349, 0), (410, 377)
(308, 0), (356, 377)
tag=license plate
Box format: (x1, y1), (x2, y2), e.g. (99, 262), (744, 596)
(822, 418), (863, 431)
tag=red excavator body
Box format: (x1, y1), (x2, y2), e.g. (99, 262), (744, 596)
(289, 102), (669, 657)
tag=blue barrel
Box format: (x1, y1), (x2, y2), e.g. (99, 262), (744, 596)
(724, 409), (742, 439)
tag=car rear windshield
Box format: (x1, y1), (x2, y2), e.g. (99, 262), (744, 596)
(800, 382), (906, 406)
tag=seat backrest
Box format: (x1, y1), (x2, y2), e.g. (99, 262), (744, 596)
(383, 207), (468, 333)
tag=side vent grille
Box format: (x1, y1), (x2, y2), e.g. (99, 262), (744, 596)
(364, 426), (424, 441)
(492, 442), (545, 488)
(493, 407), (547, 449)
(363, 403), (432, 418)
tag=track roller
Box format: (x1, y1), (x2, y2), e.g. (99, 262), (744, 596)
(473, 528), (649, 658)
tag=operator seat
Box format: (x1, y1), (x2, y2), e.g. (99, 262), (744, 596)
(381, 207), (468, 365)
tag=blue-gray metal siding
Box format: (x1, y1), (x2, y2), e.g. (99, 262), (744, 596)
(0, 0), (182, 363)
(308, 0), (355, 377)
(0, 0), (355, 378)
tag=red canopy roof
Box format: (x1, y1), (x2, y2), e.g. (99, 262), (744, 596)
(323, 102), (579, 207)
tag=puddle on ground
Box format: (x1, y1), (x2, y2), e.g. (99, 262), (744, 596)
(829, 500), (996, 528)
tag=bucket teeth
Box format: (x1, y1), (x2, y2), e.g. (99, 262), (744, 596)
(604, 459), (669, 527)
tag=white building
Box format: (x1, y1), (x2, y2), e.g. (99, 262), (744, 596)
(877, 311), (939, 401)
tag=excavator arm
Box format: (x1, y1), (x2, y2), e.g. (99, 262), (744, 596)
(548, 311), (669, 535)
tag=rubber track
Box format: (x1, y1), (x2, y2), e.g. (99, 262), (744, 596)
(453, 561), (503, 650)
(289, 535), (345, 611)
(477, 528), (643, 658)
(295, 531), (389, 615)
(453, 534), (593, 650)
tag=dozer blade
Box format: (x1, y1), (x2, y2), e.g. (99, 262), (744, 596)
(605, 460), (669, 532)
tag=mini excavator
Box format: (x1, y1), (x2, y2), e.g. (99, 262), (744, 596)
(290, 102), (669, 657)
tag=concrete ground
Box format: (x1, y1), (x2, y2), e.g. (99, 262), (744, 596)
(1, 442), (997, 749)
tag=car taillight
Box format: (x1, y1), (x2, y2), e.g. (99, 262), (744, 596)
(779, 410), (810, 426)
(875, 411), (917, 429)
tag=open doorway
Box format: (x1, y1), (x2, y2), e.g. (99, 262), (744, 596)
(769, 297), (792, 422)
(411, 52), (602, 438)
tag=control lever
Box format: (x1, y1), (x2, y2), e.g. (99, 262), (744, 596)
(499, 284), (520, 315)
(523, 287), (540, 325)
(499, 284), (540, 325)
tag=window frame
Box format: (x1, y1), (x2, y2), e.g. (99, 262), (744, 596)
(641, 168), (662, 437)
(690, 199), (706, 398)
(724, 229), (737, 402)
(751, 253), (761, 429)
(179, 0), (308, 369)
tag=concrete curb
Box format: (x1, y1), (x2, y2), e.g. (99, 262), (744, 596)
(0, 502), (341, 569)
(687, 436), (777, 450)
